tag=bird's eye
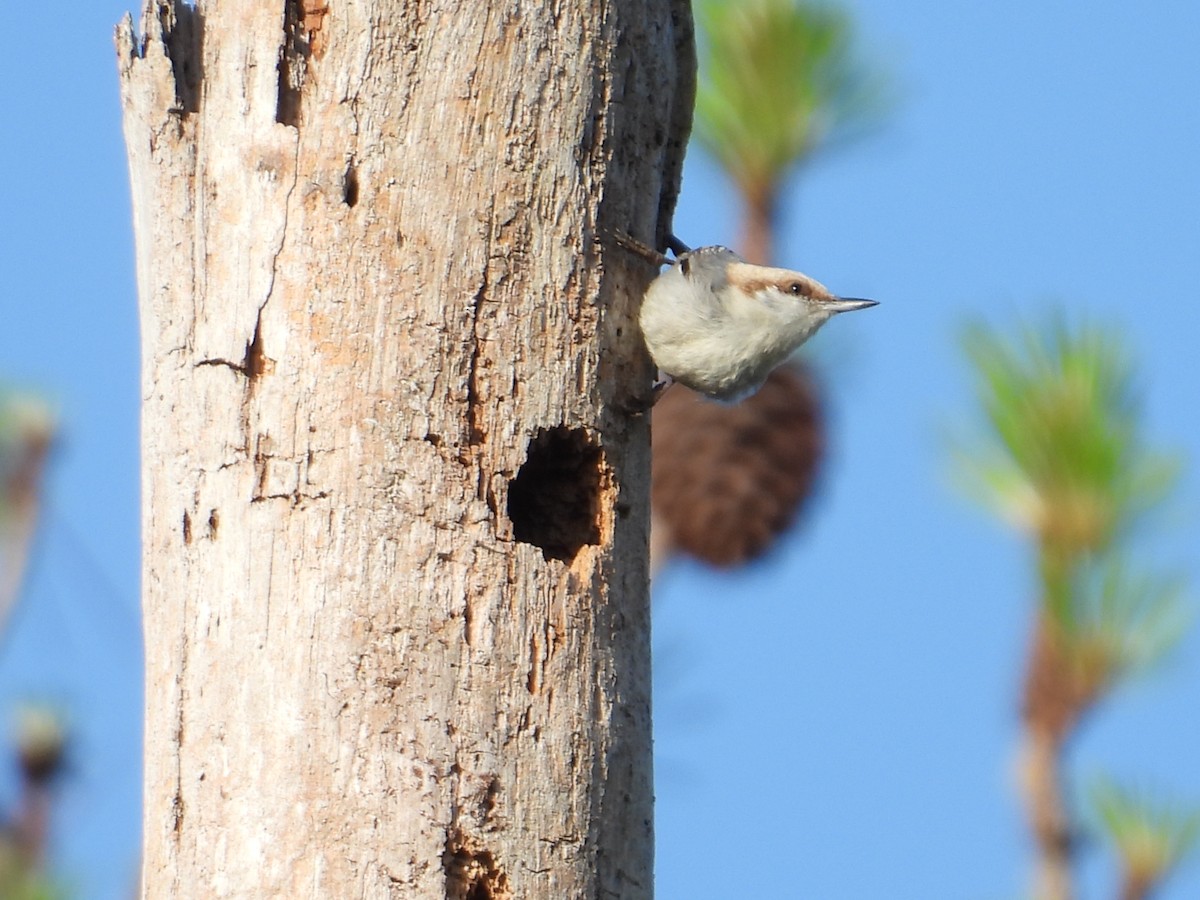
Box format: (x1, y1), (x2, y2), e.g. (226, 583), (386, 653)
(788, 282), (804, 295)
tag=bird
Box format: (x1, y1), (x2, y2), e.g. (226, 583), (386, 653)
(616, 232), (877, 402)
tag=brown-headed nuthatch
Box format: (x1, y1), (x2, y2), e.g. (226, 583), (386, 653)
(618, 233), (877, 403)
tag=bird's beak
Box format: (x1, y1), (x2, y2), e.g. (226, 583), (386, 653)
(827, 297), (878, 313)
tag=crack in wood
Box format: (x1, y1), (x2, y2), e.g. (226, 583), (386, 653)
(277, 0), (329, 125)
(194, 305), (268, 382)
(153, 1), (204, 115)
(465, 282), (486, 449)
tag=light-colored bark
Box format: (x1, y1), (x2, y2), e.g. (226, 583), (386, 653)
(1018, 728), (1074, 900)
(116, 1), (693, 896)
(1020, 612), (1097, 900)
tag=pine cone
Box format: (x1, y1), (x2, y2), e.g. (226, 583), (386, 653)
(651, 365), (824, 567)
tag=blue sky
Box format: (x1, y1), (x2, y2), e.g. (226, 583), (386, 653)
(2, 2), (1198, 898)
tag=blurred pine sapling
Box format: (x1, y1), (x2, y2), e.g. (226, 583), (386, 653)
(956, 318), (1192, 900)
(1091, 780), (1200, 900)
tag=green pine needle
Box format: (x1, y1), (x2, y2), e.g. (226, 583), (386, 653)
(1057, 558), (1189, 687)
(956, 319), (1179, 561)
(694, 0), (885, 200)
(1092, 779), (1200, 890)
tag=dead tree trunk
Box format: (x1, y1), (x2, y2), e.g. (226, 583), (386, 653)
(116, 1), (693, 896)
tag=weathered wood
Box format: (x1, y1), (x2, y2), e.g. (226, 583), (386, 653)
(117, 1), (693, 895)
